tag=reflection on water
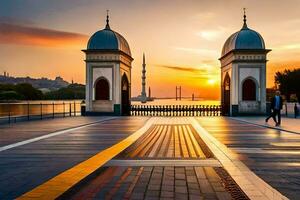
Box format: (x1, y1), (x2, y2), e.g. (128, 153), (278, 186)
(0, 100), (82, 117)
(132, 99), (220, 106)
(0, 99), (220, 117)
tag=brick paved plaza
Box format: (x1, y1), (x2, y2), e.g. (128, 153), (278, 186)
(0, 116), (299, 199)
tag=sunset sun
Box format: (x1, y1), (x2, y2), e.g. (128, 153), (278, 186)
(0, 1), (300, 200)
(207, 79), (217, 85)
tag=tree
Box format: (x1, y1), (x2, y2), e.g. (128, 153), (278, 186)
(0, 84), (15, 92)
(0, 91), (24, 100)
(44, 84), (85, 100)
(0, 83), (43, 100)
(14, 83), (43, 100)
(275, 68), (300, 102)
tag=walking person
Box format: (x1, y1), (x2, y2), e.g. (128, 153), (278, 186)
(265, 90), (283, 126)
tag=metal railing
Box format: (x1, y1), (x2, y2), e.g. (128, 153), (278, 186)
(130, 105), (222, 116)
(0, 101), (82, 124)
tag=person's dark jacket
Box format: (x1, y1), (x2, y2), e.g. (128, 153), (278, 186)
(270, 96), (283, 110)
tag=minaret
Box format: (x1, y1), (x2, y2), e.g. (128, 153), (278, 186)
(141, 53), (147, 103)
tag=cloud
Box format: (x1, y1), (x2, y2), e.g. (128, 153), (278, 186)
(155, 64), (220, 83)
(156, 64), (207, 73)
(190, 73), (219, 79)
(174, 47), (218, 56)
(0, 22), (88, 47)
(196, 30), (221, 41)
(200, 59), (219, 65)
(192, 12), (216, 21)
(0, 17), (35, 26)
(273, 43), (300, 50)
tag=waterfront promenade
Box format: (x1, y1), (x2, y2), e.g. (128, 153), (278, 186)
(0, 116), (299, 199)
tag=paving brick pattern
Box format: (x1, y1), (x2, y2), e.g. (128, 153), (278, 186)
(67, 166), (233, 200)
(65, 124), (246, 200)
(0, 117), (258, 200)
(197, 117), (300, 200)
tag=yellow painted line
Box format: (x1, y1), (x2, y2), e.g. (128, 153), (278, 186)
(178, 126), (189, 157)
(148, 125), (166, 157)
(17, 118), (156, 200)
(157, 125), (171, 157)
(174, 126), (181, 158)
(186, 125), (206, 158)
(279, 162), (300, 167)
(182, 125), (197, 158)
(166, 128), (174, 157)
(270, 142), (300, 147)
(129, 125), (159, 158)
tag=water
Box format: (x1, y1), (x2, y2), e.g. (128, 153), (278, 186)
(0, 99), (220, 117)
(131, 99), (220, 106)
(0, 100), (82, 117)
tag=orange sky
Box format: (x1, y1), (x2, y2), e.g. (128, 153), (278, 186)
(1, 0), (300, 99)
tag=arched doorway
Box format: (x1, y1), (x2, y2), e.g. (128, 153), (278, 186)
(121, 74), (130, 115)
(222, 73), (230, 116)
(95, 78), (109, 100)
(242, 78), (256, 101)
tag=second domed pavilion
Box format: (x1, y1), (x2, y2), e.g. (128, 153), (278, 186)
(220, 10), (271, 116)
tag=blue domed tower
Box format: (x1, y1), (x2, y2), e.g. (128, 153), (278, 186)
(83, 12), (133, 115)
(220, 9), (271, 116)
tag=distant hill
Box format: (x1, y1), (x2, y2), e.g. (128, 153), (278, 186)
(0, 74), (69, 91)
(0, 83), (43, 100)
(44, 83), (85, 100)
(0, 83), (85, 101)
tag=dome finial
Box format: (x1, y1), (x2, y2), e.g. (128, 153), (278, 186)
(105, 10), (110, 29)
(242, 8), (248, 29)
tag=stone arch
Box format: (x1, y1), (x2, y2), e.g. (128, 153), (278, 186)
(94, 77), (110, 100)
(222, 72), (231, 116)
(242, 77), (258, 101)
(121, 73), (130, 115)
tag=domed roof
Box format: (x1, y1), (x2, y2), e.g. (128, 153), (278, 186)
(87, 15), (131, 57)
(221, 13), (265, 57)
